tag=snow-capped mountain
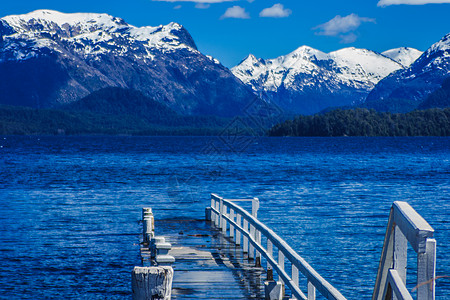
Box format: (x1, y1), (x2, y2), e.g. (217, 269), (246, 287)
(0, 10), (253, 116)
(381, 47), (423, 68)
(365, 33), (450, 112)
(232, 46), (408, 114)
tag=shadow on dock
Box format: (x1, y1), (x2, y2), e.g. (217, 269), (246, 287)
(156, 218), (265, 299)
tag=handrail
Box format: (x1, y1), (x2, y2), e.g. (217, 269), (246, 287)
(372, 201), (436, 300)
(209, 193), (347, 300)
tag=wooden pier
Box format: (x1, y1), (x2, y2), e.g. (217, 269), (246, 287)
(133, 194), (438, 300)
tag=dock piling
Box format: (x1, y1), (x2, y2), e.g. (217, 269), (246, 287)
(132, 266), (173, 300)
(133, 208), (174, 300)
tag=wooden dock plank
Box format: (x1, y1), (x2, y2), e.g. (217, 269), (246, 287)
(155, 219), (265, 299)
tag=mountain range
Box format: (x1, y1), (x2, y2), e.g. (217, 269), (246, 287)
(0, 9), (449, 120)
(364, 33), (450, 112)
(0, 10), (254, 117)
(231, 46), (423, 114)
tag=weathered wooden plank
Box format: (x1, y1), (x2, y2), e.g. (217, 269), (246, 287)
(392, 201), (434, 253)
(156, 218), (264, 300)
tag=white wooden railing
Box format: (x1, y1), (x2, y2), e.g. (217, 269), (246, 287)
(372, 201), (436, 300)
(208, 193), (347, 300)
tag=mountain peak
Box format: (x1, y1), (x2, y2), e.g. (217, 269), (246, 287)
(0, 9), (198, 61)
(381, 47), (423, 67)
(2, 10), (127, 33)
(0, 10), (253, 117)
(365, 32), (450, 112)
(429, 32), (450, 54)
(232, 44), (407, 114)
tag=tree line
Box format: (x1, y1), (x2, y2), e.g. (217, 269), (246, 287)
(268, 108), (450, 137)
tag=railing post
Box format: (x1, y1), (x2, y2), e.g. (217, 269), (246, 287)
(222, 204), (227, 234)
(292, 265), (299, 299)
(219, 197), (224, 230)
(267, 239), (273, 268)
(255, 229), (261, 267)
(249, 223), (255, 259)
(236, 213), (242, 245)
(278, 250), (285, 289)
(417, 238), (436, 300)
(250, 197), (259, 261)
(215, 197), (220, 227)
(393, 225), (407, 300)
(307, 280), (316, 300)
(372, 208), (395, 300)
(243, 218), (249, 253)
(229, 208), (235, 238)
(210, 195), (216, 223)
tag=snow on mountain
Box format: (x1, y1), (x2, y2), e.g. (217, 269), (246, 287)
(0, 10), (253, 116)
(0, 9), (197, 62)
(381, 47), (423, 68)
(232, 46), (404, 114)
(365, 33), (450, 112)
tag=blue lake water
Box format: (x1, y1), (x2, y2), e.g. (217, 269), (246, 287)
(0, 136), (448, 299)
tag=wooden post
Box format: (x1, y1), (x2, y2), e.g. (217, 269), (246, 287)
(229, 208), (235, 238)
(278, 250), (285, 297)
(218, 197), (223, 229)
(255, 229), (261, 267)
(214, 198), (220, 227)
(417, 239), (436, 300)
(205, 207), (212, 221)
(251, 198), (260, 261)
(236, 214), (242, 245)
(210, 196), (216, 223)
(372, 208), (395, 300)
(249, 223), (255, 259)
(221, 204), (227, 234)
(142, 208), (154, 245)
(267, 239), (273, 270)
(292, 265), (299, 291)
(265, 268), (283, 300)
(393, 224), (408, 300)
(243, 218), (249, 253)
(307, 280), (316, 300)
(132, 266), (173, 300)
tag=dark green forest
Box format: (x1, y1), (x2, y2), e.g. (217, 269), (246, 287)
(1, 87), (449, 136)
(268, 108), (450, 137)
(0, 88), (230, 135)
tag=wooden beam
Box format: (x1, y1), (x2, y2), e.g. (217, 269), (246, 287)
(392, 201), (434, 254)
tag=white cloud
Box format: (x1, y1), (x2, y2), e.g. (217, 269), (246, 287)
(173, 5), (182, 9)
(259, 3), (292, 18)
(195, 3), (210, 8)
(221, 6), (250, 19)
(378, 0), (450, 6)
(154, 0), (236, 3)
(314, 13), (375, 43)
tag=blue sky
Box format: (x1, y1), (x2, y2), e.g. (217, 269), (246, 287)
(2, 0), (450, 67)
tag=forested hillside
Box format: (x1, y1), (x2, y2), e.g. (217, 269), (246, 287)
(268, 108), (450, 137)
